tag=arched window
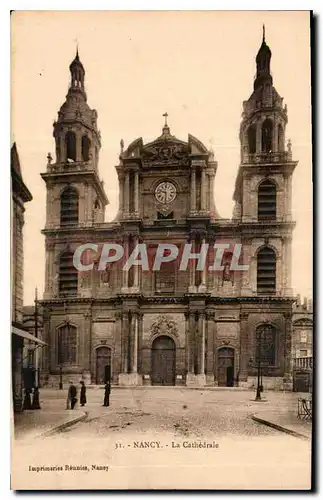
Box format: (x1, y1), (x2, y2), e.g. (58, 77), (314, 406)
(81, 135), (91, 162)
(59, 251), (78, 297)
(65, 131), (76, 161)
(278, 124), (284, 152)
(60, 186), (79, 226)
(258, 179), (276, 220)
(256, 324), (277, 366)
(261, 119), (273, 153)
(247, 125), (257, 154)
(257, 246), (276, 294)
(57, 324), (77, 364)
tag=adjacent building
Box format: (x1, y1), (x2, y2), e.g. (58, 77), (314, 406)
(11, 143), (45, 412)
(40, 33), (298, 389)
(292, 296), (313, 392)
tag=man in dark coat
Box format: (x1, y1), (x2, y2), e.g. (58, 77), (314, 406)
(31, 387), (41, 409)
(23, 388), (32, 410)
(80, 381), (86, 407)
(68, 381), (77, 410)
(103, 381), (111, 407)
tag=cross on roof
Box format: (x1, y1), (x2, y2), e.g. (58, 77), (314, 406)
(162, 112), (168, 126)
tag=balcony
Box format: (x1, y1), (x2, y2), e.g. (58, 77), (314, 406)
(242, 151), (291, 164)
(293, 356), (313, 370)
(47, 160), (95, 173)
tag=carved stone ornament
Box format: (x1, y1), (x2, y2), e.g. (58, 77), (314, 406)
(142, 140), (189, 166)
(151, 314), (178, 338)
(221, 340), (231, 346)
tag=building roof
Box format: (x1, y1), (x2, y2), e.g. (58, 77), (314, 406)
(11, 143), (33, 202)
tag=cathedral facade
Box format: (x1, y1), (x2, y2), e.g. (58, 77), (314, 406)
(40, 33), (297, 389)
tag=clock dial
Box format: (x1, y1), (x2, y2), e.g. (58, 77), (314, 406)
(155, 181), (177, 204)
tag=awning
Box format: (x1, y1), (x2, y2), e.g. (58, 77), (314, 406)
(12, 326), (47, 346)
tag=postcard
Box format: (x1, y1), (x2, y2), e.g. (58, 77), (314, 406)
(11, 10), (313, 490)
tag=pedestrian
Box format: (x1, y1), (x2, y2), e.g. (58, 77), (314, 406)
(67, 381), (77, 410)
(103, 381), (111, 407)
(80, 380), (86, 407)
(31, 387), (41, 410)
(23, 388), (32, 410)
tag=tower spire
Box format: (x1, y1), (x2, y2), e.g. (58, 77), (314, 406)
(254, 26), (272, 91)
(69, 46), (85, 95)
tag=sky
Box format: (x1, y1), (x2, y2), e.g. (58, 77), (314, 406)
(11, 10), (312, 305)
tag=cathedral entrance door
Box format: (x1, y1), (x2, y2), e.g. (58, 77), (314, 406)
(217, 347), (235, 387)
(96, 347), (112, 385)
(151, 336), (176, 386)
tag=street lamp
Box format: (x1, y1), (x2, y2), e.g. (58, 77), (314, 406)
(59, 364), (63, 390)
(249, 357), (262, 401)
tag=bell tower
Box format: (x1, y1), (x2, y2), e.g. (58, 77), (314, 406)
(233, 28), (298, 298)
(41, 50), (108, 300)
(53, 49), (101, 169)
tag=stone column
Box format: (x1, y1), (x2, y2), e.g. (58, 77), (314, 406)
(82, 311), (92, 384)
(118, 173), (124, 217)
(189, 236), (196, 292)
(201, 168), (206, 211)
(273, 120), (278, 153)
(114, 312), (122, 381)
(184, 312), (190, 374)
(239, 312), (249, 385)
(59, 134), (65, 163)
(201, 238), (207, 291)
(209, 172), (215, 212)
(124, 171), (130, 215)
(256, 121), (262, 153)
(121, 312), (129, 373)
(132, 313), (139, 373)
(200, 313), (206, 373)
(197, 312), (206, 386)
(286, 175), (292, 221)
(76, 132), (82, 162)
(186, 311), (197, 386)
(190, 167), (196, 212)
(188, 312), (195, 374)
(134, 170), (139, 215)
(206, 312), (215, 384)
(241, 241), (252, 296)
(133, 236), (140, 291)
(122, 235), (129, 291)
(285, 236), (293, 295)
(242, 174), (251, 222)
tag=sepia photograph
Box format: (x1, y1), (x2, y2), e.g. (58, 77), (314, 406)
(10, 10), (313, 490)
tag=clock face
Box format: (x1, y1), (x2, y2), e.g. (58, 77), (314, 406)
(155, 181), (177, 204)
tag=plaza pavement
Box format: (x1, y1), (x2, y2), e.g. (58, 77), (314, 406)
(12, 387), (312, 490)
(14, 387), (312, 440)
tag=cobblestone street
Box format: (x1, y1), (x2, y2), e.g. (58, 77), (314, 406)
(12, 388), (311, 490)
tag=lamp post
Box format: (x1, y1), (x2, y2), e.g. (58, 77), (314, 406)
(59, 364), (63, 390)
(255, 357), (262, 401)
(249, 357), (262, 401)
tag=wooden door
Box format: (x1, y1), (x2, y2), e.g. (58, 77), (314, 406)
(96, 347), (111, 384)
(151, 336), (176, 386)
(217, 348), (235, 387)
